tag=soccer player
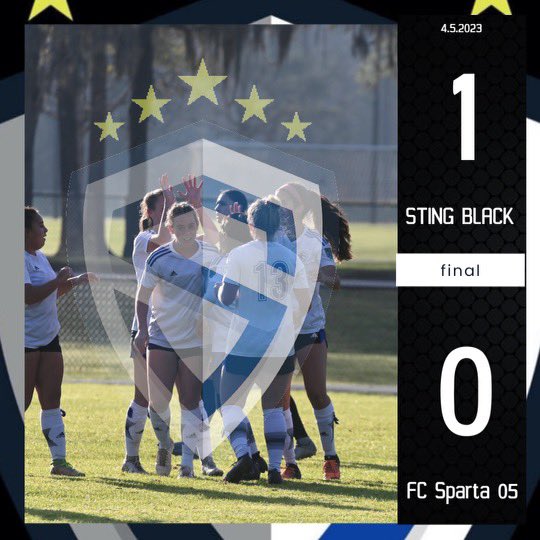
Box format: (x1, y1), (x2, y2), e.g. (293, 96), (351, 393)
(25, 207), (98, 477)
(275, 183), (352, 481)
(202, 208), (268, 479)
(122, 174), (173, 474)
(217, 198), (309, 485)
(134, 202), (221, 478)
(214, 189), (248, 225)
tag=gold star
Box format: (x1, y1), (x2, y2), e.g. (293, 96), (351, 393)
(178, 58), (227, 105)
(471, 0), (512, 15)
(29, 0), (73, 20)
(235, 85), (274, 123)
(132, 85), (171, 123)
(94, 112), (125, 142)
(281, 112), (312, 142)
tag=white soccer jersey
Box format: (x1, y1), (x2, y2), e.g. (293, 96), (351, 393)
(24, 250), (61, 348)
(223, 240), (308, 358)
(140, 240), (220, 350)
(131, 229), (155, 332)
(297, 229), (335, 334)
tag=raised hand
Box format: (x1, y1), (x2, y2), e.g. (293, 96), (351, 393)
(178, 174), (203, 209)
(229, 201), (244, 215)
(160, 173), (175, 206)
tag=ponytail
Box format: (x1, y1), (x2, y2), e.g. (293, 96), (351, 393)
(139, 189), (163, 232)
(320, 196), (352, 262)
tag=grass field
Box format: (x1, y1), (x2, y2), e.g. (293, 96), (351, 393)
(41, 217), (397, 273)
(25, 384), (396, 523)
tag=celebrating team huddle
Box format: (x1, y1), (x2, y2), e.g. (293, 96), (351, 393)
(24, 174), (352, 485)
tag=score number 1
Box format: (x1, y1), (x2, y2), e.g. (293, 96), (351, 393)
(453, 73), (475, 160)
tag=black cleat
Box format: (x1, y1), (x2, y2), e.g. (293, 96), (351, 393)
(224, 454), (253, 484)
(252, 451), (268, 474)
(268, 468), (283, 485)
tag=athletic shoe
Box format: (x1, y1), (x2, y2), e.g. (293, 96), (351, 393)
(121, 456), (147, 474)
(294, 437), (317, 460)
(201, 455), (224, 477)
(50, 460), (85, 477)
(155, 447), (172, 476)
(224, 454), (253, 484)
(268, 468), (283, 485)
(323, 456), (340, 480)
(252, 451), (268, 474)
(281, 462), (302, 480)
(178, 465), (195, 478)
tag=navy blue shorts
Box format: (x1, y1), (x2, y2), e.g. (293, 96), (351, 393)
(294, 329), (328, 353)
(25, 335), (62, 354)
(225, 354), (295, 376)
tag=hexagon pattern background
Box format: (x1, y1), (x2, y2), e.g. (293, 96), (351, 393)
(398, 16), (526, 523)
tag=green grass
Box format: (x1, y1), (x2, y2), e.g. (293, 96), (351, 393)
(41, 217), (396, 272)
(25, 383), (396, 523)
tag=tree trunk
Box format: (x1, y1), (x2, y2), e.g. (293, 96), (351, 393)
(123, 27), (153, 259)
(87, 29), (107, 258)
(25, 27), (45, 206)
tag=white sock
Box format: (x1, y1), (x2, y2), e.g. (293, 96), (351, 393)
(283, 408), (296, 465)
(314, 402), (337, 457)
(125, 401), (148, 458)
(181, 407), (203, 468)
(41, 408), (66, 462)
(222, 405), (249, 459)
(263, 407), (286, 471)
(198, 400), (212, 460)
(149, 407), (172, 450)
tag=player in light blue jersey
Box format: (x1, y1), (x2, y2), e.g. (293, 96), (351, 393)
(275, 183), (352, 481)
(217, 197), (309, 485)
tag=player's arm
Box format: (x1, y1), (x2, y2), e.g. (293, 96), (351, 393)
(217, 281), (239, 306)
(134, 284), (153, 353)
(179, 174), (220, 245)
(57, 272), (100, 297)
(318, 265), (340, 290)
(25, 266), (71, 305)
(218, 247), (241, 306)
(148, 174), (174, 252)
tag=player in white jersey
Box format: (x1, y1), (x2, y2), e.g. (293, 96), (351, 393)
(25, 207), (98, 477)
(122, 175), (173, 474)
(275, 183), (352, 481)
(135, 202), (222, 478)
(217, 198), (309, 485)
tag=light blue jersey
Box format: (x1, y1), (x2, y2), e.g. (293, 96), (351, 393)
(222, 240), (307, 358)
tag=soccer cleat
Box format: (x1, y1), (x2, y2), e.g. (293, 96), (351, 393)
(121, 456), (147, 474)
(50, 460), (85, 477)
(281, 462), (302, 480)
(201, 455), (224, 477)
(323, 456), (341, 480)
(178, 465), (195, 478)
(268, 468), (283, 485)
(294, 437), (317, 460)
(252, 451), (268, 474)
(155, 447), (172, 476)
(224, 454), (253, 484)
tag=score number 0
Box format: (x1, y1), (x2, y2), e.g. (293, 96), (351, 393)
(440, 76), (492, 437)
